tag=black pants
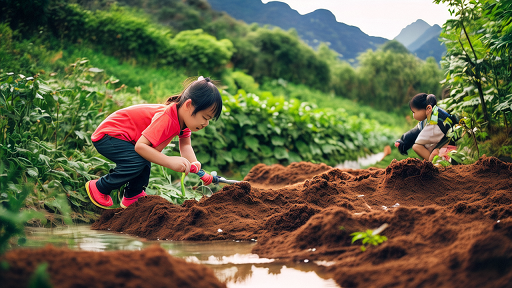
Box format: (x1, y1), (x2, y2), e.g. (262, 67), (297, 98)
(93, 135), (151, 198)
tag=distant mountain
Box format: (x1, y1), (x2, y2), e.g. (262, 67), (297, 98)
(393, 19), (430, 48)
(413, 35), (446, 62)
(206, 0), (388, 60)
(407, 24), (442, 52)
(394, 20), (446, 62)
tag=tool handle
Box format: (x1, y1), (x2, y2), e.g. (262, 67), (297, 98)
(190, 163), (200, 174)
(190, 167), (239, 186)
(191, 168), (214, 185)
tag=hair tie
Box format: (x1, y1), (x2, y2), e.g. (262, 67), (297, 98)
(197, 76), (205, 81)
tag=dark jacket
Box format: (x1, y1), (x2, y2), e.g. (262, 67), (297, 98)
(396, 107), (457, 155)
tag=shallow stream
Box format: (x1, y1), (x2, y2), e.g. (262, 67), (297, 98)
(21, 225), (339, 288)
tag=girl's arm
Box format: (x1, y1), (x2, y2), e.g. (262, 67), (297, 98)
(135, 135), (191, 174)
(395, 122), (423, 155)
(179, 137), (198, 164)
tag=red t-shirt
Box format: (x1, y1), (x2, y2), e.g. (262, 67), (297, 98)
(91, 103), (191, 147)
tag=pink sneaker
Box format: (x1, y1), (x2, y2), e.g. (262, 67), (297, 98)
(121, 190), (147, 208)
(85, 180), (113, 209)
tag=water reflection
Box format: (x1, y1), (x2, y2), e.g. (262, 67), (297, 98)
(22, 225), (339, 288)
(336, 152), (385, 169)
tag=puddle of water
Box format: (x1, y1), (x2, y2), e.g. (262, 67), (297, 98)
(20, 225), (339, 288)
(336, 152), (385, 169)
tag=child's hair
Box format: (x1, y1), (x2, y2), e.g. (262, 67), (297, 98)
(165, 76), (222, 120)
(409, 93), (437, 110)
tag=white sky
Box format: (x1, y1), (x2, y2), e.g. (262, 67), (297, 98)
(261, 0), (452, 39)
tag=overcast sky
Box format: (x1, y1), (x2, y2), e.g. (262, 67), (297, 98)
(261, 0), (452, 39)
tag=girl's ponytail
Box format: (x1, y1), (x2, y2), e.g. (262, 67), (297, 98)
(165, 94), (181, 104)
(426, 94), (437, 108)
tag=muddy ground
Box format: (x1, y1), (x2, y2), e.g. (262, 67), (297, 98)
(2, 157), (512, 287)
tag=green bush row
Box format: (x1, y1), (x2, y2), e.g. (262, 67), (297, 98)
(195, 90), (395, 175)
(48, 3), (234, 74)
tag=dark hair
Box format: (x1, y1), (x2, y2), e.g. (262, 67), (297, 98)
(165, 76), (223, 120)
(409, 93), (437, 110)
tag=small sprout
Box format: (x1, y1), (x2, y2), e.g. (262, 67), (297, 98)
(350, 223), (389, 252)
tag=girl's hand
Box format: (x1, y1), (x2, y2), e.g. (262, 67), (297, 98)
(168, 156), (192, 174)
(394, 141), (400, 148)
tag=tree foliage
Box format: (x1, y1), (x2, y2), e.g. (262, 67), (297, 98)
(435, 0), (512, 132)
(0, 0), (50, 35)
(168, 29), (234, 74)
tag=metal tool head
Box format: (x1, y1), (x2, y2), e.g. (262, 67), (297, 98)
(216, 177), (240, 185)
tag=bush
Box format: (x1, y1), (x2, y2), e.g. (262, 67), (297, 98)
(167, 29), (234, 74)
(193, 90), (395, 175)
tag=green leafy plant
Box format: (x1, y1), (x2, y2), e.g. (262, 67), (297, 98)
(445, 114), (482, 158)
(0, 63), (139, 220)
(28, 262), (53, 288)
(194, 89), (397, 174)
(432, 155), (452, 167)
(0, 163), (46, 254)
(435, 0), (512, 134)
(350, 223), (389, 252)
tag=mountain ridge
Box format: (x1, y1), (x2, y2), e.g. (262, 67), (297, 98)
(407, 24), (442, 52)
(207, 0), (387, 60)
(394, 19), (446, 62)
(393, 19), (430, 47)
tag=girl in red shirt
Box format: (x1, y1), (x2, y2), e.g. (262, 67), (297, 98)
(86, 76), (222, 209)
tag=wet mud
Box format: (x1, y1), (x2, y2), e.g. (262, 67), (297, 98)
(3, 156), (512, 287)
(0, 245), (225, 288)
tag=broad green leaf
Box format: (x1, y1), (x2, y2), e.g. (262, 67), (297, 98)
(310, 143), (322, 155)
(234, 113), (252, 127)
(295, 140), (310, 155)
(221, 151), (233, 163)
(232, 148), (249, 162)
(243, 136), (259, 152)
(26, 167), (39, 178)
(288, 151), (302, 163)
(274, 146), (289, 160)
(260, 145), (273, 157)
(271, 136), (286, 146)
(196, 152), (211, 165)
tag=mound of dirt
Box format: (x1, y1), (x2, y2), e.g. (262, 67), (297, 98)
(89, 157), (512, 287)
(6, 157), (512, 287)
(244, 161), (333, 188)
(0, 245), (226, 288)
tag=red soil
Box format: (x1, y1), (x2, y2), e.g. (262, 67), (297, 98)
(3, 156), (512, 287)
(0, 245), (226, 288)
